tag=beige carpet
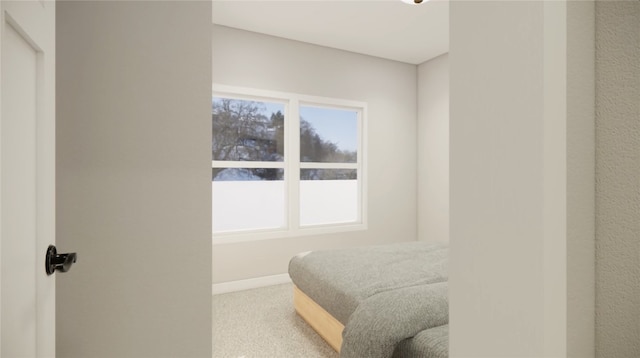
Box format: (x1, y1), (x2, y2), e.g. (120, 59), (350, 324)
(212, 283), (339, 358)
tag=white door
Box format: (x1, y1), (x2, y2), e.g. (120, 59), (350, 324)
(0, 0), (56, 357)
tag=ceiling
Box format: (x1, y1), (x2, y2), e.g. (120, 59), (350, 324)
(212, 0), (449, 65)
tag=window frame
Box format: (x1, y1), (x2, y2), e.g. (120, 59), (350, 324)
(212, 84), (368, 244)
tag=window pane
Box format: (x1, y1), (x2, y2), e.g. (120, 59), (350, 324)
(300, 106), (357, 163)
(213, 168), (284, 181)
(212, 97), (285, 162)
(212, 168), (285, 233)
(300, 169), (358, 226)
(300, 169), (356, 180)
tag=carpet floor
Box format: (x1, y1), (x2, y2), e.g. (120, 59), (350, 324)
(212, 283), (339, 358)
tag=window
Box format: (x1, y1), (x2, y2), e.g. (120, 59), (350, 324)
(212, 85), (366, 242)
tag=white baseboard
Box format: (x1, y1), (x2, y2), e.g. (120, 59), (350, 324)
(212, 273), (292, 295)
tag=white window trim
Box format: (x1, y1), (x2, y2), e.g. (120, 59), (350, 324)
(212, 84), (368, 244)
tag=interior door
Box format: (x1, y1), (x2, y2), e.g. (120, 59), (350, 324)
(0, 1), (56, 357)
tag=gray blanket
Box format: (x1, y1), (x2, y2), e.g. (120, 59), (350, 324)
(289, 242), (448, 324)
(340, 281), (448, 358)
(393, 324), (449, 358)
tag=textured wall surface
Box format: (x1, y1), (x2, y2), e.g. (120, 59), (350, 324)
(595, 1), (640, 357)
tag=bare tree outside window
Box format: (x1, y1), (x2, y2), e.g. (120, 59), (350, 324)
(212, 98), (357, 181)
(212, 98), (285, 181)
(212, 98), (284, 162)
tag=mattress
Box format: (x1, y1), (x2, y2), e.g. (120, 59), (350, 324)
(288, 241), (448, 325)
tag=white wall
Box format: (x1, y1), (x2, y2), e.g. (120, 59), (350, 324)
(417, 53), (449, 243)
(450, 3), (549, 354)
(595, 2), (640, 357)
(56, 2), (212, 357)
(212, 25), (418, 283)
(450, 1), (594, 356)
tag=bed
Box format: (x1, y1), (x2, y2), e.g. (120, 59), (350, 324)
(288, 241), (449, 358)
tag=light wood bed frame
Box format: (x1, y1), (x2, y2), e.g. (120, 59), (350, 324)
(293, 285), (344, 353)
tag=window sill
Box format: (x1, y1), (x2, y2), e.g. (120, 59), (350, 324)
(212, 222), (367, 245)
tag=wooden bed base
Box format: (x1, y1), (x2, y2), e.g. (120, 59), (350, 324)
(293, 285), (344, 353)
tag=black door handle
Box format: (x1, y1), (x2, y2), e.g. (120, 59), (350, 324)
(45, 245), (77, 275)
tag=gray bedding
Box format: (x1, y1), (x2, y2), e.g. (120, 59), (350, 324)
(288, 241), (449, 357)
(340, 281), (448, 358)
(393, 324), (449, 358)
(288, 241), (448, 324)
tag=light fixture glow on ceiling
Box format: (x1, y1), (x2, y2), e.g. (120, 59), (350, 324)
(401, 0), (426, 4)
